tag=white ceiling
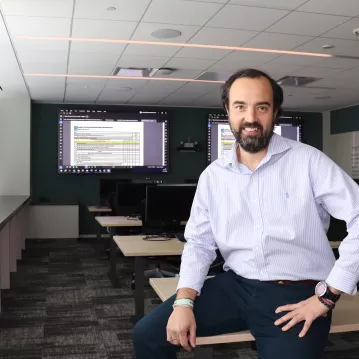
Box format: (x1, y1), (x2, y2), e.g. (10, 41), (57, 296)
(1, 0), (359, 111)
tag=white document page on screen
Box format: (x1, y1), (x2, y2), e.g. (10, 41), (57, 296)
(216, 124), (282, 158)
(70, 121), (144, 166)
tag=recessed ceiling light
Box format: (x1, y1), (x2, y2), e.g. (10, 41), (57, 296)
(322, 44), (335, 49)
(151, 29), (182, 39)
(107, 6), (116, 11)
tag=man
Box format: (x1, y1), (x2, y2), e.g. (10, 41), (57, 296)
(133, 68), (359, 359)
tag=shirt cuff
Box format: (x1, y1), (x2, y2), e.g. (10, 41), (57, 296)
(176, 276), (206, 296)
(326, 266), (358, 295)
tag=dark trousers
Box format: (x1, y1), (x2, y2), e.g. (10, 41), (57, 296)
(133, 270), (331, 359)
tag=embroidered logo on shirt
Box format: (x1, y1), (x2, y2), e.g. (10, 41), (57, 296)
(285, 192), (289, 199)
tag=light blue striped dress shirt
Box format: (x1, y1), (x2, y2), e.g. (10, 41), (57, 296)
(177, 133), (359, 296)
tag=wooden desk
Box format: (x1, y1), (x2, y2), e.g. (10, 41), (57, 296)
(95, 216), (143, 281)
(87, 206), (112, 241)
(88, 205), (112, 213)
(113, 235), (184, 322)
(95, 216), (142, 227)
(150, 277), (359, 344)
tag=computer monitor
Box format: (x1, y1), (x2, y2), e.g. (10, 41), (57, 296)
(99, 178), (131, 206)
(115, 183), (148, 216)
(144, 184), (196, 232)
(207, 113), (302, 164)
(58, 109), (169, 174)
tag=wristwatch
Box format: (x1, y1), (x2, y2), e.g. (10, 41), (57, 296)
(315, 281), (341, 303)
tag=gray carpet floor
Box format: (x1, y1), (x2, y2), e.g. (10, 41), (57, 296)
(0, 238), (359, 359)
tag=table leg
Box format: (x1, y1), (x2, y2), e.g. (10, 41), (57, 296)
(134, 256), (145, 323)
(96, 212), (102, 241)
(109, 228), (116, 278)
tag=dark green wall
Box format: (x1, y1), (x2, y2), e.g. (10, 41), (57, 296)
(31, 103), (322, 235)
(331, 104), (359, 134)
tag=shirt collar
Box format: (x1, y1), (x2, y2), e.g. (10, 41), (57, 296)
(223, 133), (291, 168)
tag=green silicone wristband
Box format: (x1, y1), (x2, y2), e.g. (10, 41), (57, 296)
(173, 298), (194, 308)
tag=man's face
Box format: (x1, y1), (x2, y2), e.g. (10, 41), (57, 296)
(226, 76), (277, 154)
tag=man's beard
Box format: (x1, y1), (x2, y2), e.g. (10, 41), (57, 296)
(231, 121), (275, 154)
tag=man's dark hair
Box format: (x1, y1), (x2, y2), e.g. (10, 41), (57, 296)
(221, 68), (283, 119)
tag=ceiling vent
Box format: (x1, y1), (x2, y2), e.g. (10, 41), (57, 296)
(276, 76), (321, 87)
(112, 67), (175, 78)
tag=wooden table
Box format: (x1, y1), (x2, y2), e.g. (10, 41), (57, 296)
(150, 277), (359, 343)
(95, 216), (142, 280)
(87, 205), (112, 240)
(113, 235), (184, 322)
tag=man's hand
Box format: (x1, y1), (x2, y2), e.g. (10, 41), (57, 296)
(166, 307), (196, 352)
(274, 295), (329, 338)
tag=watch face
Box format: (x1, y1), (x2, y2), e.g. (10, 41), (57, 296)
(315, 281), (327, 297)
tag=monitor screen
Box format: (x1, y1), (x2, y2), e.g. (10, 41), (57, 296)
(58, 109), (169, 174)
(145, 184), (197, 222)
(207, 113), (302, 164)
(115, 183), (148, 216)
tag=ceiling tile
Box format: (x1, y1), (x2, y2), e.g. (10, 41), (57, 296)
(67, 62), (116, 76)
(266, 12), (349, 36)
(0, 0), (74, 17)
(131, 22), (200, 43)
(189, 27), (259, 46)
(65, 84), (104, 102)
(228, 0), (307, 10)
(267, 54), (324, 66)
(13, 39), (70, 60)
(243, 32), (313, 50)
(69, 51), (120, 65)
(153, 69), (203, 79)
(174, 47), (231, 60)
(158, 93), (201, 105)
(106, 78), (148, 90)
(127, 92), (167, 104)
(21, 62), (68, 74)
(256, 63), (305, 78)
(175, 81), (222, 95)
(72, 19), (137, 39)
(97, 88), (137, 103)
(116, 54), (169, 69)
(188, 0), (228, 3)
(66, 77), (109, 86)
(294, 38), (359, 57)
(313, 57), (359, 69)
(139, 80), (187, 93)
(330, 67), (359, 80)
(25, 76), (66, 89)
(164, 57), (217, 71)
(297, 0), (359, 16)
(209, 50), (279, 71)
(70, 41), (126, 55)
(142, 0), (223, 26)
(290, 66), (344, 78)
(16, 50), (68, 65)
(207, 5), (289, 31)
(5, 16), (71, 37)
(74, 0), (151, 21)
(321, 18), (359, 41)
(123, 43), (181, 57)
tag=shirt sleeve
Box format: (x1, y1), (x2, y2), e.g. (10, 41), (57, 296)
(176, 170), (218, 295)
(310, 149), (359, 295)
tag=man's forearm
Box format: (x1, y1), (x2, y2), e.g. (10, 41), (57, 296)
(176, 288), (198, 301)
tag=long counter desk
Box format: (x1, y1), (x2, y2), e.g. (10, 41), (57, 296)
(0, 196), (30, 311)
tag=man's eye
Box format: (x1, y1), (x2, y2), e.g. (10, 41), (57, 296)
(258, 106), (268, 112)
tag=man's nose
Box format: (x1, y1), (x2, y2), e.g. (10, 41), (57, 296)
(245, 107), (256, 123)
